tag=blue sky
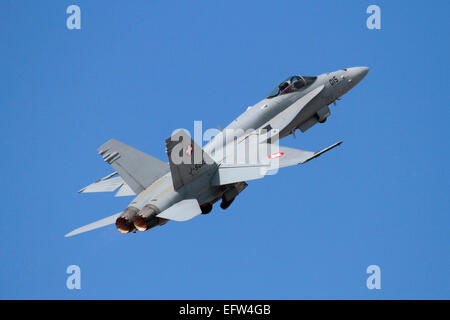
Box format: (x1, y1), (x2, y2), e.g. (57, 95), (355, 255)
(0, 0), (449, 299)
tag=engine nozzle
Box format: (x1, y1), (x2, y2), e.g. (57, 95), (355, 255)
(115, 206), (139, 234)
(133, 204), (165, 231)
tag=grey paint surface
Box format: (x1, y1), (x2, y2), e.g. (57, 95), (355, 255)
(66, 67), (369, 237)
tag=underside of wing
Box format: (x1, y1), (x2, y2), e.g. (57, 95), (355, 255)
(65, 212), (122, 237)
(274, 141), (343, 168)
(212, 141), (342, 186)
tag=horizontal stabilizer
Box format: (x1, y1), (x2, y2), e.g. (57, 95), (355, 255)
(211, 164), (269, 185)
(65, 212), (122, 237)
(78, 172), (136, 197)
(156, 199), (202, 222)
(79, 173), (123, 193)
(98, 139), (169, 194)
(114, 183), (135, 197)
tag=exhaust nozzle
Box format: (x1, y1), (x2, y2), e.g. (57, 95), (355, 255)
(133, 204), (165, 231)
(115, 206), (139, 234)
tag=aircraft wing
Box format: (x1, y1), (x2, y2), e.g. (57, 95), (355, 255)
(274, 141), (343, 167)
(212, 141), (342, 186)
(65, 212), (122, 237)
(78, 172), (136, 197)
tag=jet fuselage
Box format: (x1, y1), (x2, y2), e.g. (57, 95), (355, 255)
(128, 67), (370, 225)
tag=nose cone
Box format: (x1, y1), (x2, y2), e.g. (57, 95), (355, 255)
(347, 66), (369, 85)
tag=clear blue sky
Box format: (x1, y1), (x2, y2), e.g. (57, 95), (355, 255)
(1, 0), (449, 299)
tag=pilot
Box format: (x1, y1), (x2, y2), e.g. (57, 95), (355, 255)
(291, 76), (303, 89)
(278, 80), (292, 94)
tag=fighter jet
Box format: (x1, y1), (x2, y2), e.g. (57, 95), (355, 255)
(65, 67), (369, 237)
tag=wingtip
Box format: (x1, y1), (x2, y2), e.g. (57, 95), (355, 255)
(65, 229), (81, 238)
(64, 227), (82, 237)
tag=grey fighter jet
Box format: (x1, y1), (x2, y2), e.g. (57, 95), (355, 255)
(65, 67), (369, 237)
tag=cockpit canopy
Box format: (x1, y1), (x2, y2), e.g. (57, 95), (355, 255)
(266, 75), (317, 98)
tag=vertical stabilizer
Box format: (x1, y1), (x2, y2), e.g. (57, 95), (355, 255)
(165, 130), (216, 190)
